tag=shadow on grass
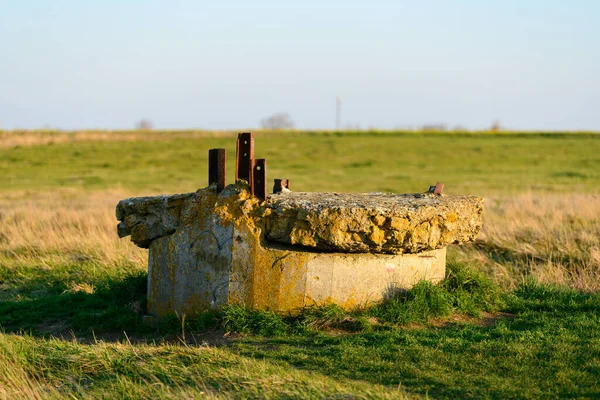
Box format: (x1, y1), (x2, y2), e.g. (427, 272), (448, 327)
(0, 260), (508, 342)
(230, 284), (600, 399)
(0, 272), (152, 337)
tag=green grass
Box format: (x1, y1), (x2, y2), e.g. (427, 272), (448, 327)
(231, 282), (600, 399)
(1, 334), (401, 399)
(0, 260), (503, 337)
(2, 131), (599, 195)
(1, 130), (600, 398)
(1, 261), (599, 398)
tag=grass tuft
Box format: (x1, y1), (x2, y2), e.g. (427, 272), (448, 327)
(292, 304), (346, 333)
(221, 305), (288, 336)
(214, 263), (505, 335)
(442, 261), (506, 315)
(370, 281), (453, 324)
(369, 262), (505, 325)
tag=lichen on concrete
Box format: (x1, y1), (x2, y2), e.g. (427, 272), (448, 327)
(116, 192), (193, 248)
(263, 192), (484, 254)
(116, 183), (483, 316)
(117, 185), (483, 254)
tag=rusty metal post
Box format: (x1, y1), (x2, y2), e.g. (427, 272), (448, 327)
(252, 159), (267, 201)
(428, 181), (444, 195)
(273, 179), (290, 194)
(208, 148), (226, 192)
(235, 132), (254, 184)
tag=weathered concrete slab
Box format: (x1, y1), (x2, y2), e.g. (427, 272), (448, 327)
(117, 183), (482, 316)
(148, 237), (445, 316)
(303, 248), (446, 309)
(264, 192), (483, 254)
(117, 184), (483, 254)
(116, 193), (193, 248)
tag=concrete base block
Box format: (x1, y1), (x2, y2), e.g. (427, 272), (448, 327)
(303, 248), (446, 309)
(116, 184), (462, 318)
(147, 237), (446, 317)
(142, 315), (157, 327)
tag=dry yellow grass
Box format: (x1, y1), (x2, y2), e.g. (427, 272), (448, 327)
(4, 129), (596, 150)
(0, 129), (237, 149)
(453, 193), (600, 291)
(2, 190), (598, 291)
(0, 190), (147, 270)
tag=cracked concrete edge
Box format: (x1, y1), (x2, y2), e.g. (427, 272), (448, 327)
(116, 183), (483, 254)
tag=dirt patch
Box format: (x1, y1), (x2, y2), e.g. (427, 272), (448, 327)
(38, 321), (71, 337)
(430, 312), (515, 328)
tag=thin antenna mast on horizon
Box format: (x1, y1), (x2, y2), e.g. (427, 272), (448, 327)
(336, 96), (341, 130)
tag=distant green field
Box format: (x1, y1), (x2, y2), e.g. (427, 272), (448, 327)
(2, 131), (599, 195)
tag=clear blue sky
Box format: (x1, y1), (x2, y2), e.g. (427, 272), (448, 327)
(0, 0), (598, 130)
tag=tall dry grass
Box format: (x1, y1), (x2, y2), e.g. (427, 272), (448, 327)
(453, 193), (600, 291)
(0, 190), (147, 270)
(1, 190), (599, 291)
(1, 356), (49, 400)
(0, 130), (237, 149)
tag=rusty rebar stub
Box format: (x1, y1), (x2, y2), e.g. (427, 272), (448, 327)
(252, 159), (267, 201)
(273, 179), (290, 194)
(427, 181), (444, 195)
(208, 148), (226, 192)
(235, 132), (254, 184)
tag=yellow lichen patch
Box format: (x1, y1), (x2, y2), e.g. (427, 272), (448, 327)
(305, 295), (337, 308)
(410, 222), (430, 251)
(371, 215), (386, 226)
(369, 226), (386, 246)
(389, 217), (409, 231)
(339, 296), (358, 310)
(246, 245), (311, 312)
(184, 293), (207, 312)
(289, 227), (318, 247)
(218, 189), (311, 312)
(429, 223), (442, 248)
(391, 230), (407, 244)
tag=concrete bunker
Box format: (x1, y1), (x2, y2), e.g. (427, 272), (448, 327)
(116, 133), (483, 318)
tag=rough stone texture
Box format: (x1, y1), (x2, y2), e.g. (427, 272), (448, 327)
(116, 193), (193, 248)
(146, 186), (248, 314)
(117, 185), (483, 254)
(116, 183), (481, 315)
(264, 192), (484, 254)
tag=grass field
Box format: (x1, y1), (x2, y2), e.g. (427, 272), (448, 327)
(2, 130), (599, 194)
(1, 130), (599, 399)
